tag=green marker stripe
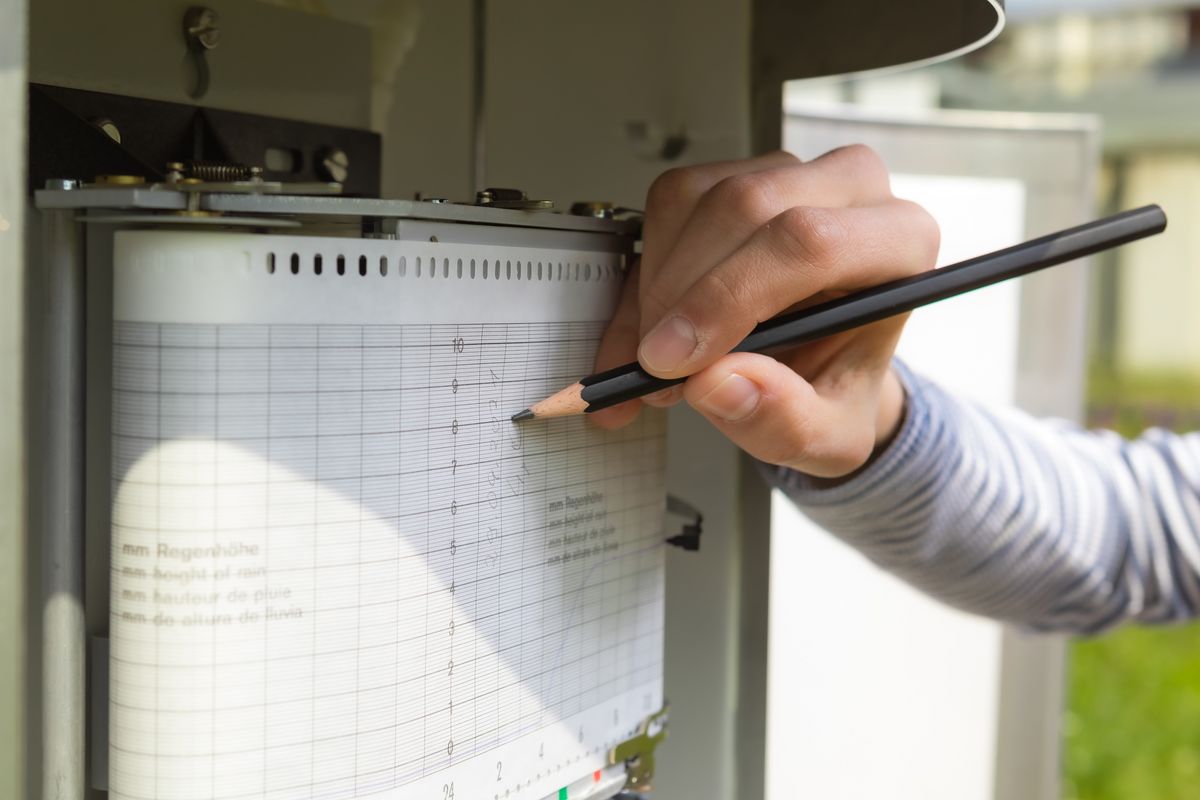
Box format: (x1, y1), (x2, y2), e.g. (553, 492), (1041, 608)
(558, 788), (567, 800)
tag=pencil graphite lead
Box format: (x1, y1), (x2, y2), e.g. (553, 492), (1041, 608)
(511, 408), (535, 423)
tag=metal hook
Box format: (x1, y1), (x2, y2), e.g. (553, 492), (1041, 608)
(183, 6), (220, 100)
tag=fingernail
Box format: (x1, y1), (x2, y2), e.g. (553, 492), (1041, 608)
(695, 373), (761, 422)
(639, 316), (697, 373)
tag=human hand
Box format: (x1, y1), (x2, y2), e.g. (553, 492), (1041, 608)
(591, 146), (940, 478)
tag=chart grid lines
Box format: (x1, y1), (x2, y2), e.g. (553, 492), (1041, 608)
(353, 328), (365, 794)
(110, 314), (665, 800)
(418, 328), (433, 779)
(308, 329), (319, 799)
(262, 326), (272, 799)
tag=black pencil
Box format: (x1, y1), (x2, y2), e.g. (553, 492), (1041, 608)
(512, 204), (1168, 422)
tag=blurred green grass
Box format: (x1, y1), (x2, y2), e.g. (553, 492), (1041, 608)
(1065, 624), (1200, 799)
(1064, 369), (1200, 800)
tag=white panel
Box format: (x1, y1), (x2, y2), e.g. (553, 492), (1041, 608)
(768, 497), (1002, 800)
(776, 106), (1097, 800)
(766, 175), (1026, 800)
(892, 174), (1026, 401)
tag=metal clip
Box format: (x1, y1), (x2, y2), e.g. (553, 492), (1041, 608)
(665, 495), (703, 552)
(608, 706), (668, 792)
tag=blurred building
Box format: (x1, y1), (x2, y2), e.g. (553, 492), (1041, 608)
(944, 3), (1200, 379)
(789, 2), (1200, 379)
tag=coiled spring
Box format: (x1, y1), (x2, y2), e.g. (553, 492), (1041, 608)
(186, 161), (252, 181)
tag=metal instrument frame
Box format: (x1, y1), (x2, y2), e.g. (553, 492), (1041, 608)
(34, 178), (653, 800)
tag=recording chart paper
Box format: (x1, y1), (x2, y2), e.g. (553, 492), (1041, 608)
(108, 231), (666, 800)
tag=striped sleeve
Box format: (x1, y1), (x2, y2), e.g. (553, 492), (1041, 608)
(769, 360), (1200, 633)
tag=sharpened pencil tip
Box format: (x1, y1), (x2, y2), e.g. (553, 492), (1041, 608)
(511, 408), (535, 423)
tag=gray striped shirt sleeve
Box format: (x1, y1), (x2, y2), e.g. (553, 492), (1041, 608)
(770, 360), (1200, 633)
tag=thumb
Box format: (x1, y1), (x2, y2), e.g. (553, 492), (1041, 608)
(682, 352), (882, 478)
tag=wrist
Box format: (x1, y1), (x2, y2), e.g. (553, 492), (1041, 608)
(874, 366), (907, 450)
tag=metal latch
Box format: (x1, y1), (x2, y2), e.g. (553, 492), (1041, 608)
(608, 706), (669, 792)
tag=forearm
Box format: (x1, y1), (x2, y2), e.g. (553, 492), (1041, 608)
(770, 361), (1200, 633)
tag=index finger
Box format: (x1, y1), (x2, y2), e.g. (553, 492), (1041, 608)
(637, 200), (939, 379)
(641, 151), (801, 286)
(639, 144), (895, 336)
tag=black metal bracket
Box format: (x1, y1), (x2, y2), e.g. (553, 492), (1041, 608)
(28, 83), (381, 197)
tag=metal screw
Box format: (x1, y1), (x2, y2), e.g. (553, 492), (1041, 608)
(184, 7), (220, 50)
(570, 201), (615, 219)
(316, 148), (350, 184)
